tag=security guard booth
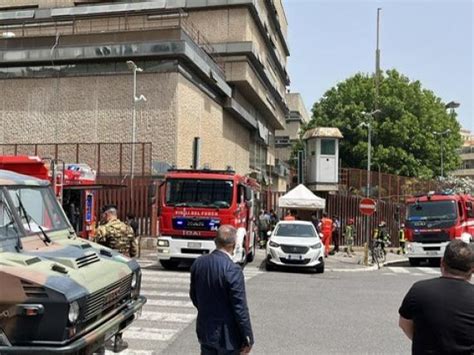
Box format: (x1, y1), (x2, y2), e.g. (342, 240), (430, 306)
(303, 127), (343, 192)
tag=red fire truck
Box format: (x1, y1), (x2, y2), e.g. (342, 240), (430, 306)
(0, 156), (98, 238)
(404, 191), (474, 266)
(156, 169), (260, 269)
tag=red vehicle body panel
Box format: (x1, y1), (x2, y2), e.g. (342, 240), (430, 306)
(0, 156), (97, 238)
(405, 193), (474, 244)
(158, 169), (260, 259)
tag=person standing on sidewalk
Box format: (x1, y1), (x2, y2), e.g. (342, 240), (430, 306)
(331, 215), (341, 254)
(190, 225), (254, 355)
(344, 218), (355, 257)
(397, 223), (406, 255)
(318, 212), (333, 258)
(398, 240), (474, 354)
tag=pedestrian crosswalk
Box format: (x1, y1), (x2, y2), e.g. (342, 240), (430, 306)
(105, 259), (263, 354)
(382, 266), (440, 277)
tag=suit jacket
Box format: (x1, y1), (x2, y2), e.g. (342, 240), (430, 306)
(190, 250), (254, 351)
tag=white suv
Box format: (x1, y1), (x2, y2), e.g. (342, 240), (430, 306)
(266, 221), (325, 273)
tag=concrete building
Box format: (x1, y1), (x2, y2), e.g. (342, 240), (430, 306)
(272, 92), (310, 190)
(0, 0), (292, 189)
(453, 128), (474, 178)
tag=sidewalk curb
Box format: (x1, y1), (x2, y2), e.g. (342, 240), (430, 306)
(328, 257), (408, 273)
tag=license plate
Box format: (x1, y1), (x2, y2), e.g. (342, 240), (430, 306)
(104, 325), (119, 341)
(287, 254), (303, 260)
(426, 251), (438, 255)
(188, 242), (202, 248)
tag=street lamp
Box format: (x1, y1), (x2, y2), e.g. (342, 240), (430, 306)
(433, 129), (451, 178)
(361, 109), (381, 198)
(126, 60), (147, 196)
(360, 109), (381, 266)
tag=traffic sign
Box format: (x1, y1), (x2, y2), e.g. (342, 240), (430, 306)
(359, 198), (376, 216)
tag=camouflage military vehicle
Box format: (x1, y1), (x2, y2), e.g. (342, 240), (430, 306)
(0, 170), (146, 354)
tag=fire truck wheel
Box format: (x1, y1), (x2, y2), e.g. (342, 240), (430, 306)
(160, 259), (180, 270)
(408, 258), (421, 267)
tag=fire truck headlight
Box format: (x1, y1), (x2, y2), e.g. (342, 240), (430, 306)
(157, 239), (169, 247)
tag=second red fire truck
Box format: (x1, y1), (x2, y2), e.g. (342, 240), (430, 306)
(156, 169), (260, 268)
(404, 191), (474, 266)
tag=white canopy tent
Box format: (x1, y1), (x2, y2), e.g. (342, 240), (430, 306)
(278, 184), (326, 210)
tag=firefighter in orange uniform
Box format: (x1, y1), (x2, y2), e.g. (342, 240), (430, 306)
(318, 212), (333, 257)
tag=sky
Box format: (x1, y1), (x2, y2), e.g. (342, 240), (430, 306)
(284, 0), (474, 131)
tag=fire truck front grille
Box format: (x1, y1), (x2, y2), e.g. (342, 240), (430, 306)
(413, 232), (450, 243)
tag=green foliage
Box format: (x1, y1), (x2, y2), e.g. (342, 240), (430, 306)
(305, 69), (462, 178)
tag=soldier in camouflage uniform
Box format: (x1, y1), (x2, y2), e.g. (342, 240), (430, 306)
(94, 205), (138, 257)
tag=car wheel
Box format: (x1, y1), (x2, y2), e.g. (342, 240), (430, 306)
(160, 259), (180, 270)
(314, 261), (325, 274)
(408, 258), (420, 267)
(265, 260), (275, 271)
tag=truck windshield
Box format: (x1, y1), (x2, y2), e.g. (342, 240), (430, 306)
(407, 200), (458, 221)
(7, 187), (70, 235)
(166, 179), (234, 208)
(0, 191), (19, 240)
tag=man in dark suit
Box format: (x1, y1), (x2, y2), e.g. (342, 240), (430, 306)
(190, 225), (254, 355)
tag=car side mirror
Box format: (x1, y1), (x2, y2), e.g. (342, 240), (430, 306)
(267, 231), (272, 237)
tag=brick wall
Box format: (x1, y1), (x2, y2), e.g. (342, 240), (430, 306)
(0, 71), (179, 167)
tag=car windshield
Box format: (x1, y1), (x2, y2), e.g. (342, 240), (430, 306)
(166, 179), (234, 208)
(274, 224), (316, 238)
(407, 200), (458, 221)
(0, 190), (19, 240)
(7, 186), (70, 235)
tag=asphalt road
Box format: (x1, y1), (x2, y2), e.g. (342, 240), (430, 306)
(115, 250), (447, 355)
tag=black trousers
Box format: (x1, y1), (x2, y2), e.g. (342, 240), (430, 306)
(201, 344), (239, 355)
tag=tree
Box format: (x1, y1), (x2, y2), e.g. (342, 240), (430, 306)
(306, 69), (462, 178)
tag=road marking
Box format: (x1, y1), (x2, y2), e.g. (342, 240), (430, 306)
(142, 291), (190, 298)
(138, 311), (196, 323)
(121, 327), (179, 342)
(141, 283), (190, 291)
(105, 350), (154, 355)
(141, 276), (190, 284)
(141, 270), (190, 278)
(387, 267), (410, 274)
(382, 273), (397, 275)
(412, 273), (423, 276)
(145, 299), (194, 308)
(417, 267), (439, 275)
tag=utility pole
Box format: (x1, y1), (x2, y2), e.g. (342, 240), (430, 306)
(364, 8), (382, 266)
(374, 8), (382, 109)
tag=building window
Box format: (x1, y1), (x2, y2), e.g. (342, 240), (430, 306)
(320, 139), (336, 155)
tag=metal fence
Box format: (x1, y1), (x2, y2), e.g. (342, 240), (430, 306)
(0, 142), (152, 177)
(339, 168), (436, 203)
(262, 190), (405, 247)
(95, 176), (160, 236)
